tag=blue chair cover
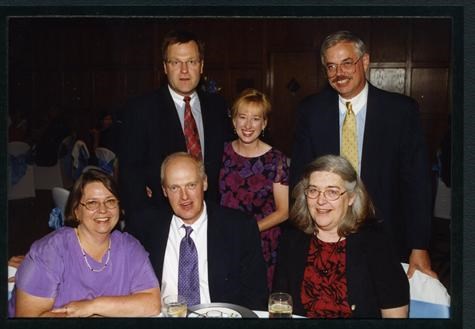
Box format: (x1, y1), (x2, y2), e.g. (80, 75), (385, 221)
(48, 207), (64, 230)
(8, 152), (31, 186)
(97, 158), (114, 175)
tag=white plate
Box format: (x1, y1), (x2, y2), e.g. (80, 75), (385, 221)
(187, 303), (257, 318)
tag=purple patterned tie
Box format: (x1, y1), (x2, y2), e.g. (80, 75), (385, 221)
(178, 225), (201, 306)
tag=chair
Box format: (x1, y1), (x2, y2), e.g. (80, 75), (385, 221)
(401, 263), (450, 318)
(32, 137), (69, 190)
(71, 140), (90, 180)
(50, 187), (70, 229)
(95, 147), (117, 176)
(8, 141), (35, 200)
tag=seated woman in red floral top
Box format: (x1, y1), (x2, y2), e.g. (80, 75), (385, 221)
(273, 155), (409, 318)
(219, 88), (289, 291)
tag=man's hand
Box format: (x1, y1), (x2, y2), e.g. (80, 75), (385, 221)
(407, 249), (438, 279)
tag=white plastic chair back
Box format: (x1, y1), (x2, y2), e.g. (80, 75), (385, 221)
(52, 187), (70, 221)
(71, 140), (90, 180)
(401, 263), (450, 318)
(8, 142), (35, 200)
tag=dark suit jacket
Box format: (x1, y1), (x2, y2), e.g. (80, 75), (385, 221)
(290, 83), (432, 259)
(126, 202), (269, 311)
(273, 223), (409, 318)
(118, 85), (232, 216)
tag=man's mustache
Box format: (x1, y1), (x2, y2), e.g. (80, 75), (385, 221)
(332, 75), (351, 83)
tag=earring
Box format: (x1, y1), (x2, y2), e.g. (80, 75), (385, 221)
(261, 129), (265, 137)
(234, 128), (237, 135)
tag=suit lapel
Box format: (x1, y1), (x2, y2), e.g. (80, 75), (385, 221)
(360, 84), (384, 182)
(160, 87), (187, 151)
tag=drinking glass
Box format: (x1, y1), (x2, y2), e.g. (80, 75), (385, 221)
(163, 295), (188, 317)
(268, 292), (293, 318)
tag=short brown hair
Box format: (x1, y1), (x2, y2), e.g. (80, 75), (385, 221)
(161, 30), (205, 62)
(231, 88), (271, 121)
(64, 169), (121, 227)
(290, 155), (375, 236)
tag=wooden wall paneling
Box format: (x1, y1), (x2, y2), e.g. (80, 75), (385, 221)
(122, 21), (156, 69)
(266, 19), (320, 52)
(8, 19), (34, 71)
(63, 71), (92, 110)
(269, 51), (319, 156)
(412, 18), (451, 63)
(33, 24), (64, 70)
(411, 68), (449, 114)
(227, 19), (263, 65)
(32, 71), (64, 113)
(411, 67), (450, 162)
(200, 68), (228, 101)
(369, 19), (408, 63)
(124, 69), (156, 100)
(227, 68), (263, 102)
(9, 71), (33, 114)
(92, 70), (125, 111)
(60, 24), (87, 69)
(87, 21), (123, 68)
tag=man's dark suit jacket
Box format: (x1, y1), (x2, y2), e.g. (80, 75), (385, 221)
(126, 202), (269, 311)
(273, 223), (409, 318)
(290, 83), (432, 259)
(118, 85), (232, 217)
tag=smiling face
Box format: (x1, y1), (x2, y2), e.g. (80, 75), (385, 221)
(232, 102), (267, 145)
(74, 181), (120, 237)
(306, 171), (355, 236)
(324, 41), (369, 99)
(163, 41), (204, 96)
(162, 155), (208, 224)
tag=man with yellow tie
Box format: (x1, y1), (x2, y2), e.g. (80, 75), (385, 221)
(290, 30), (437, 279)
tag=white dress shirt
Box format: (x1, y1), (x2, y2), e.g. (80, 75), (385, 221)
(168, 86), (205, 156)
(161, 202), (211, 304)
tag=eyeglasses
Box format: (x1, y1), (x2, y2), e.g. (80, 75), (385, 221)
(166, 182), (199, 194)
(80, 198), (119, 211)
(325, 55), (363, 77)
(166, 59), (201, 69)
(304, 187), (347, 201)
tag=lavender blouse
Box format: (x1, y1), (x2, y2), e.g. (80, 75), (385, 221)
(9, 227), (159, 316)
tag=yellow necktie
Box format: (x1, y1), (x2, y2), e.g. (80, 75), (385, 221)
(341, 101), (358, 171)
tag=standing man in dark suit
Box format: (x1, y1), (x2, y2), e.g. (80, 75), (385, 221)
(127, 152), (268, 310)
(290, 30), (437, 278)
(119, 30), (232, 222)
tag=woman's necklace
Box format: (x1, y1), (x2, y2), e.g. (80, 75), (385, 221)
(75, 228), (111, 272)
(315, 234), (342, 276)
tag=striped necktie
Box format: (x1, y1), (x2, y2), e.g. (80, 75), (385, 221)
(183, 96), (202, 160)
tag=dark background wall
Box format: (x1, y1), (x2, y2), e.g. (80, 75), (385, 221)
(9, 17), (451, 163)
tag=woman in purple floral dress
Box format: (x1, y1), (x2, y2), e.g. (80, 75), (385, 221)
(219, 89), (289, 290)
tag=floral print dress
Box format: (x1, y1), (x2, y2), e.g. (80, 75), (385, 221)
(219, 142), (289, 290)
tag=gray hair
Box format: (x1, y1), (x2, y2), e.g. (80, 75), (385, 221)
(290, 155), (375, 236)
(320, 30), (367, 65)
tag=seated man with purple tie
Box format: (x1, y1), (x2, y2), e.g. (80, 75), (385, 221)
(127, 152), (268, 310)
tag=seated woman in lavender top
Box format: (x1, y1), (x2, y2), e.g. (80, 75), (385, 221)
(9, 169), (161, 317)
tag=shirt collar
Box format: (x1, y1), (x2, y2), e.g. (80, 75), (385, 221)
(338, 81), (368, 115)
(171, 201), (207, 234)
(168, 85), (198, 106)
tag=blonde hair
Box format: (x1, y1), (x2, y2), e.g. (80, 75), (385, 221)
(290, 155), (375, 236)
(231, 88), (271, 120)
